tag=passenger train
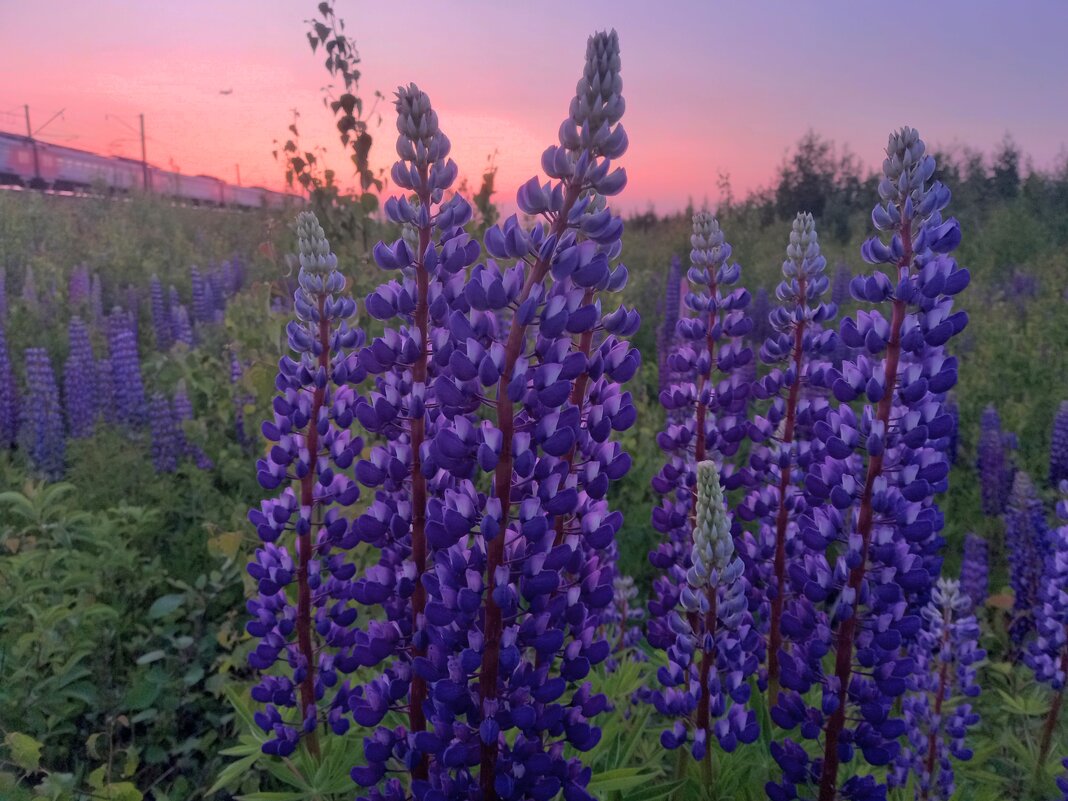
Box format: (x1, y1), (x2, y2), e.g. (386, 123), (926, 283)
(0, 131), (301, 210)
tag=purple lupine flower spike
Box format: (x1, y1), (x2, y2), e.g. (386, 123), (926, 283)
(744, 212), (837, 705)
(652, 461), (759, 762)
(1050, 400), (1068, 486)
(64, 317), (97, 438)
(769, 127), (970, 801)
(149, 392), (181, 474)
(960, 533), (988, 611)
(657, 255), (682, 398)
(1026, 482), (1068, 770)
(891, 578), (983, 801)
(247, 210), (365, 759)
(352, 30), (635, 801)
(830, 261), (852, 307)
(19, 347), (65, 480)
(0, 324), (18, 449)
(108, 325), (147, 428)
(68, 263), (91, 307)
(648, 210), (760, 770)
(191, 265), (211, 326)
(348, 77), (479, 791)
(977, 405), (1015, 515)
(150, 275), (173, 351)
(1006, 471), (1051, 645)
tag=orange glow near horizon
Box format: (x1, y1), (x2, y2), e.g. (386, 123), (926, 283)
(2, 1), (1067, 214)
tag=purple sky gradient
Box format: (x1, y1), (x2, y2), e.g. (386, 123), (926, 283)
(1, 0), (1065, 212)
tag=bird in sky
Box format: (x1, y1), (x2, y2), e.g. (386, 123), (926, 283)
(219, 88), (233, 95)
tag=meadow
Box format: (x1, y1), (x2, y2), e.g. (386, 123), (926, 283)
(2, 25), (1068, 801)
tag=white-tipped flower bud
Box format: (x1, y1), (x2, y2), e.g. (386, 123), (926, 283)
(686, 460), (734, 590)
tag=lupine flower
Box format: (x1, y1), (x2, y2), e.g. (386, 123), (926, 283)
(247, 211), (365, 759)
(606, 574), (645, 658)
(830, 262), (852, 308)
(657, 255), (683, 398)
(172, 303), (194, 348)
(18, 347), (65, 480)
(977, 405), (1015, 516)
(1006, 471), (1051, 645)
(108, 324), (147, 428)
(960, 533), (988, 611)
(95, 357), (116, 425)
(149, 392), (181, 473)
(150, 275), (173, 351)
(63, 317), (97, 438)
(0, 266), (6, 320)
(749, 286), (775, 346)
(1058, 757), (1068, 800)
(347, 31), (637, 801)
(648, 208), (759, 766)
(769, 127), (969, 801)
(1026, 482), (1068, 771)
(649, 211), (754, 667)
(652, 461), (758, 761)
(891, 578), (984, 801)
(743, 212), (836, 703)
(0, 324), (17, 449)
(1050, 401), (1068, 487)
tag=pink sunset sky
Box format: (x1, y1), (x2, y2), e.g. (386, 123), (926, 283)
(2, 1), (1066, 213)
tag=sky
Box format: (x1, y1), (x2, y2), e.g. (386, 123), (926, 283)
(2, 0), (1067, 214)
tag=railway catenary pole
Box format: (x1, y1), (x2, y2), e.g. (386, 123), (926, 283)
(139, 114), (148, 191)
(23, 106), (40, 185)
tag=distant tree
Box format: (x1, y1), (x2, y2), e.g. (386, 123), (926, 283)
(773, 131), (868, 241)
(992, 134), (1022, 200)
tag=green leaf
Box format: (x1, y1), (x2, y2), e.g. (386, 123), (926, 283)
(135, 649), (166, 665)
(102, 782), (142, 801)
(622, 779), (688, 801)
(588, 767), (654, 793)
(148, 593), (185, 619)
(207, 752), (260, 794)
(4, 732), (43, 772)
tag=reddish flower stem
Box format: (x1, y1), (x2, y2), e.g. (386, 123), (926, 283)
(768, 277), (807, 705)
(921, 600), (953, 801)
(817, 220), (911, 801)
(479, 182), (581, 801)
(295, 295), (330, 760)
(691, 279), (718, 732)
(408, 185), (432, 780)
(1037, 638), (1068, 775)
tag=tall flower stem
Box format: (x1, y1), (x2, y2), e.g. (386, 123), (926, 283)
(480, 182), (581, 800)
(817, 222), (911, 801)
(921, 601), (953, 801)
(767, 275), (807, 705)
(408, 176), (432, 781)
(295, 296), (331, 761)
